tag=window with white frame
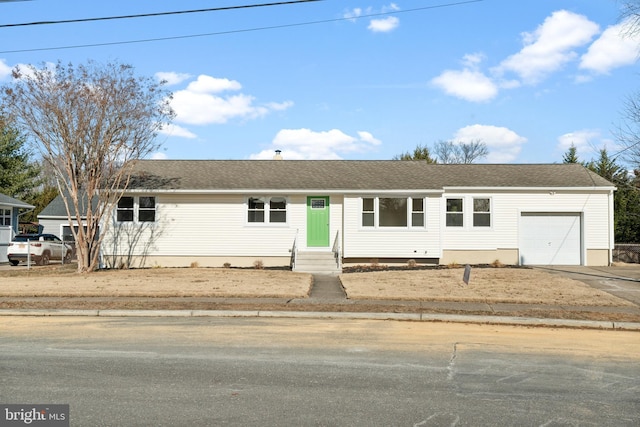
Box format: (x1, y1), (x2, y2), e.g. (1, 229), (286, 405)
(269, 197), (287, 223)
(0, 208), (10, 226)
(473, 198), (491, 227)
(248, 197), (287, 224)
(446, 198), (463, 227)
(362, 198), (375, 227)
(412, 198), (424, 227)
(116, 196), (156, 223)
(361, 197), (425, 228)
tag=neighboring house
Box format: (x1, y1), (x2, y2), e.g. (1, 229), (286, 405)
(96, 160), (616, 270)
(0, 193), (34, 263)
(38, 192), (98, 259)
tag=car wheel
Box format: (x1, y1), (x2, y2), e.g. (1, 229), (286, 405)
(63, 251), (72, 264)
(9, 260), (19, 266)
(39, 252), (50, 266)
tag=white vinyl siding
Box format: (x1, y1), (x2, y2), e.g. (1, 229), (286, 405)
(102, 195), (344, 257)
(441, 191), (612, 257)
(344, 195), (441, 258)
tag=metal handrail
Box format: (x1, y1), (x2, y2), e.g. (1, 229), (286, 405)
(290, 231), (298, 270)
(332, 230), (341, 270)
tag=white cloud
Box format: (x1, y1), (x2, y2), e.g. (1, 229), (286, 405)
(381, 3), (400, 13)
(250, 128), (381, 159)
(169, 74), (293, 125)
(357, 131), (382, 146)
(496, 10), (599, 84)
(151, 152), (168, 160)
(454, 124), (527, 163)
(557, 129), (601, 153)
(431, 69), (498, 102)
(0, 59), (12, 80)
(343, 7), (362, 21)
(186, 75), (242, 93)
(368, 16), (399, 33)
(158, 124), (197, 139)
(579, 19), (640, 75)
(155, 71), (191, 86)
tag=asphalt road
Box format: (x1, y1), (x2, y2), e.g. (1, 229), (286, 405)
(1, 317), (638, 426)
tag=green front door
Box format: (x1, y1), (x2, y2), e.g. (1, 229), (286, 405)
(307, 196), (330, 247)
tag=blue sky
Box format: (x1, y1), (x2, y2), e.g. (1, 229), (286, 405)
(0, 0), (638, 164)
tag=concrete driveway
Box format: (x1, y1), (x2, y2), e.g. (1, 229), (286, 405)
(535, 265), (640, 306)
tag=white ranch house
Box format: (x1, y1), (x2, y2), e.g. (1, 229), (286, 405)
(38, 160), (616, 271)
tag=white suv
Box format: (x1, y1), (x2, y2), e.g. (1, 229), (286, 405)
(7, 234), (72, 266)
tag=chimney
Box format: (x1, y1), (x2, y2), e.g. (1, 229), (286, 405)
(273, 150), (283, 160)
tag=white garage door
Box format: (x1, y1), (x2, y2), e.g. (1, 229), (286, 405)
(520, 213), (581, 265)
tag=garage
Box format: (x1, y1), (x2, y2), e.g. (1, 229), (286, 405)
(519, 213), (582, 265)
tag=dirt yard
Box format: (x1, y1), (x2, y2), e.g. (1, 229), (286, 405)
(0, 264), (633, 307)
(339, 268), (634, 306)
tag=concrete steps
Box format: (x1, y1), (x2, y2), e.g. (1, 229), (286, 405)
(293, 251), (341, 274)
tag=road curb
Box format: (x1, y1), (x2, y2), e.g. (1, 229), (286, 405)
(1, 308), (639, 330)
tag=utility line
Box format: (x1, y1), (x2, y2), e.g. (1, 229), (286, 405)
(0, 0), (322, 28)
(0, 0), (484, 54)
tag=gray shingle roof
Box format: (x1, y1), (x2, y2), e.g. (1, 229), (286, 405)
(38, 193), (97, 218)
(126, 160), (614, 191)
(0, 193), (34, 208)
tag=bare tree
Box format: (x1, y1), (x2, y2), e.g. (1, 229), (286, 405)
(433, 139), (488, 164)
(1, 60), (174, 272)
(620, 0), (640, 37)
(617, 89), (640, 169)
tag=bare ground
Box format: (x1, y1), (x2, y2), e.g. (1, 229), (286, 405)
(339, 268), (634, 306)
(0, 264), (638, 322)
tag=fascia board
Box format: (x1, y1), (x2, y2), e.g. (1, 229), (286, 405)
(122, 189), (445, 195)
(442, 186), (616, 192)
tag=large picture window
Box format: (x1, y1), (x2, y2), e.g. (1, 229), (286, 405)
(117, 196), (156, 223)
(379, 198), (407, 227)
(248, 197), (287, 224)
(361, 197), (425, 228)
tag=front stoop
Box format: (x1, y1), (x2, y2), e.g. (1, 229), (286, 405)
(293, 251), (341, 274)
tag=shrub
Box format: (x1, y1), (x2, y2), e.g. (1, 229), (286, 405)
(253, 260), (264, 270)
(223, 262), (231, 268)
(407, 259), (417, 268)
(190, 261), (199, 268)
(491, 259), (505, 268)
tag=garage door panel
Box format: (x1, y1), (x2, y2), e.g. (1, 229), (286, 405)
(520, 213), (581, 265)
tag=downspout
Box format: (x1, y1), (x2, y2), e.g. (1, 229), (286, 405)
(609, 188), (615, 266)
(16, 207), (35, 236)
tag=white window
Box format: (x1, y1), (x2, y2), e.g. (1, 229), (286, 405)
(361, 197), (426, 228)
(117, 196), (156, 223)
(0, 208), (11, 226)
(473, 198), (491, 227)
(362, 198), (375, 227)
(446, 198), (463, 227)
(412, 198), (424, 227)
(248, 197), (287, 224)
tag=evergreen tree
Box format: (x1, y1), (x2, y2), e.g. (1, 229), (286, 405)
(562, 144), (580, 164)
(588, 149), (640, 242)
(393, 144), (437, 162)
(0, 117), (41, 200)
